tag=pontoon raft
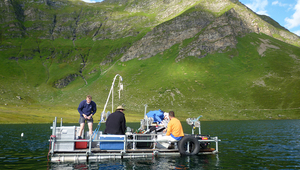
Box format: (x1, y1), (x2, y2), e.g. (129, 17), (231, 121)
(48, 116), (221, 163)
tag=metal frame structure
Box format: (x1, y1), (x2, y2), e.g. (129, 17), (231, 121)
(49, 117), (221, 163)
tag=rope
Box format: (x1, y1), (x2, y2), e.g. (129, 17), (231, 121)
(47, 135), (56, 160)
(93, 120), (102, 140)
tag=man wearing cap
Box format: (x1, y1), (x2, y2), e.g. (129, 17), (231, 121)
(104, 105), (126, 135)
(77, 95), (97, 139)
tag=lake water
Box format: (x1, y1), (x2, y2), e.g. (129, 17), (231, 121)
(0, 119), (300, 169)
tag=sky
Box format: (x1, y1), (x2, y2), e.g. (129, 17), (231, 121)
(81, 0), (300, 36)
(240, 0), (300, 36)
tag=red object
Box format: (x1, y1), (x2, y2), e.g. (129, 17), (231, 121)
(75, 139), (87, 149)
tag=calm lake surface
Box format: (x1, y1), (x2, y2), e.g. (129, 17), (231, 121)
(0, 119), (300, 169)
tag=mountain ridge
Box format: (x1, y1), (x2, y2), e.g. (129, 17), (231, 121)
(0, 0), (300, 123)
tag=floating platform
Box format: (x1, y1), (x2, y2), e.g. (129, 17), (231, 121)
(51, 147), (218, 162)
(48, 118), (221, 163)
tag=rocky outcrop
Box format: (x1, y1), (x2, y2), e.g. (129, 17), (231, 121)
(177, 8), (251, 61)
(101, 46), (128, 65)
(121, 8), (252, 62)
(121, 9), (215, 61)
(120, 0), (300, 62)
(233, 1), (300, 46)
(9, 56), (33, 61)
(54, 74), (78, 88)
(1, 0), (299, 45)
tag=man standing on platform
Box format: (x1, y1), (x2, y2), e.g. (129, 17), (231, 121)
(77, 95), (97, 139)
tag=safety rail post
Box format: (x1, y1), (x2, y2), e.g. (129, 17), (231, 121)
(215, 136), (219, 153)
(144, 104), (149, 131)
(123, 135), (127, 153)
(51, 117), (57, 154)
(144, 104), (148, 119)
(199, 121), (201, 134)
(153, 135), (157, 149)
(133, 134), (136, 150)
(88, 135), (92, 154)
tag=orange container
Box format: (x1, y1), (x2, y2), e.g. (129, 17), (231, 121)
(75, 139), (87, 149)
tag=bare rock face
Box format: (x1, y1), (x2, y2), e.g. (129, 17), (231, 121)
(121, 10), (215, 62)
(54, 74), (78, 88)
(121, 8), (252, 62)
(1, 0), (299, 45)
(177, 8), (251, 61)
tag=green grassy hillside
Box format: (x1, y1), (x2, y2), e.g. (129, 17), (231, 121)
(1, 32), (300, 123)
(0, 0), (300, 124)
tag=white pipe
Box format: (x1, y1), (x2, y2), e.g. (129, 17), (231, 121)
(199, 121), (201, 134)
(101, 74), (123, 121)
(144, 104), (147, 119)
(112, 83), (114, 113)
(215, 137), (219, 152)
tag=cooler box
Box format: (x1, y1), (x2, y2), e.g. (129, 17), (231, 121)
(75, 139), (87, 149)
(99, 135), (125, 150)
(54, 126), (75, 151)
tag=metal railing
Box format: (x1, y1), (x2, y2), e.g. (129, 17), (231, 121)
(50, 117), (220, 157)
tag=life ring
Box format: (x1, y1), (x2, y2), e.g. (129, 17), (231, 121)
(178, 136), (200, 156)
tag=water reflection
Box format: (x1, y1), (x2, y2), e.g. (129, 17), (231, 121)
(1, 120), (300, 169)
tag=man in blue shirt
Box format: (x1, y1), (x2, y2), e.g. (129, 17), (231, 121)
(77, 95), (97, 139)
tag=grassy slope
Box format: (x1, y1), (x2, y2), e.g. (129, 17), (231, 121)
(1, 32), (300, 124)
(0, 0), (300, 123)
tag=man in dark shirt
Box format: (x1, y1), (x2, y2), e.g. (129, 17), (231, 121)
(104, 105), (126, 135)
(77, 95), (97, 139)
